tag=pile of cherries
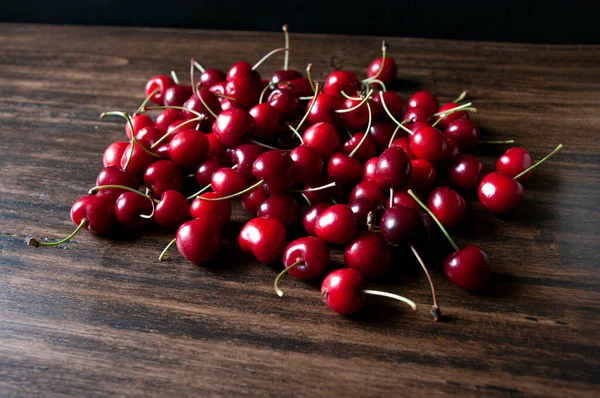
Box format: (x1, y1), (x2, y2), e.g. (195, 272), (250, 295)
(28, 26), (562, 320)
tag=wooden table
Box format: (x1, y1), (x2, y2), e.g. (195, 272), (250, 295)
(1, 24), (598, 397)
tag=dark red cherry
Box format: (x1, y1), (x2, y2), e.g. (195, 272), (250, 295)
(349, 181), (385, 204)
(390, 137), (417, 160)
(362, 157), (379, 182)
(163, 85), (193, 107)
(290, 145), (323, 183)
(241, 184), (268, 214)
(371, 91), (403, 120)
(287, 77), (314, 97)
(320, 268), (365, 315)
(238, 217), (287, 263)
(343, 132), (377, 163)
(323, 70), (358, 98)
(403, 107), (433, 124)
(200, 68), (227, 88)
(249, 103), (280, 139)
(409, 121), (432, 133)
(176, 219), (222, 263)
(205, 133), (226, 158)
(496, 147), (534, 181)
(103, 141), (129, 168)
(225, 77), (261, 109)
(232, 143), (265, 181)
(440, 138), (462, 167)
(190, 192), (232, 229)
(165, 119), (196, 143)
(314, 204), (357, 245)
(374, 146), (412, 190)
(153, 190), (189, 230)
(144, 160), (184, 198)
(380, 205), (426, 245)
(344, 232), (391, 279)
(302, 203), (330, 236)
(154, 108), (183, 134)
(268, 88), (299, 118)
(70, 195), (115, 234)
(145, 75), (175, 105)
(327, 152), (362, 186)
(407, 91), (439, 115)
(125, 114), (153, 140)
(195, 157), (227, 186)
(114, 192), (153, 229)
(444, 245), (491, 290)
(271, 69), (302, 83)
(213, 108), (256, 148)
(257, 194), (299, 228)
(339, 98), (370, 130)
(478, 172), (524, 213)
(445, 119), (480, 150)
(302, 122), (341, 159)
(119, 139), (156, 176)
(407, 159), (437, 194)
(282, 236), (330, 280)
(368, 120), (399, 150)
(427, 186), (466, 227)
(348, 198), (382, 226)
(182, 90), (222, 126)
(252, 150), (295, 194)
(95, 166), (138, 203)
(307, 93), (343, 126)
(367, 56), (397, 85)
(410, 126), (446, 162)
(211, 168), (247, 196)
(449, 155), (485, 191)
(134, 126), (162, 147)
(227, 61), (260, 82)
(435, 102), (469, 130)
(387, 191), (419, 210)
(168, 130), (209, 168)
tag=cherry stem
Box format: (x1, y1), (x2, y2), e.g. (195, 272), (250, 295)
(193, 60), (205, 73)
(282, 24), (290, 70)
(274, 258), (303, 297)
(366, 78), (387, 92)
(306, 63), (315, 93)
(362, 40), (388, 83)
(366, 211), (377, 232)
(89, 185), (156, 218)
(26, 219), (88, 248)
(144, 105), (204, 120)
(340, 91), (362, 101)
(407, 189), (459, 252)
(431, 103), (476, 128)
(363, 289), (417, 311)
(246, 139), (290, 151)
(252, 48), (290, 71)
(409, 243), (441, 321)
(295, 82), (320, 131)
(186, 165), (238, 200)
(215, 93), (236, 101)
(379, 92), (413, 135)
(387, 124), (405, 148)
(171, 71), (180, 85)
(335, 90), (373, 114)
(287, 124), (304, 145)
(194, 85), (218, 119)
(159, 237), (177, 261)
(389, 188), (394, 208)
(300, 193), (312, 207)
(290, 182), (336, 193)
(259, 81), (292, 103)
(136, 88), (159, 114)
(150, 117), (202, 149)
(480, 140), (515, 144)
(196, 180), (265, 201)
(514, 144), (563, 180)
(190, 58), (197, 95)
(453, 90), (468, 104)
(348, 102), (372, 158)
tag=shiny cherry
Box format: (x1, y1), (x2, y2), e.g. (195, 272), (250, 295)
(302, 202), (330, 236)
(163, 85), (193, 107)
(249, 103), (281, 139)
(95, 166), (138, 203)
(268, 88), (299, 118)
(271, 69), (302, 83)
(367, 56), (397, 85)
(323, 70), (358, 97)
(200, 68), (227, 88)
(257, 194), (300, 228)
(227, 61), (260, 82)
(145, 75), (175, 105)
(195, 157), (227, 186)
(153, 190), (189, 230)
(348, 198), (382, 226)
(144, 160), (184, 198)
(380, 205), (426, 246)
(407, 159), (437, 194)
(125, 114), (153, 140)
(241, 184), (268, 214)
(344, 232), (391, 279)
(327, 152), (362, 186)
(371, 91), (403, 120)
(225, 77), (261, 109)
(314, 204), (357, 245)
(119, 138), (156, 176)
(387, 191), (420, 210)
(444, 245), (491, 290)
(290, 145), (323, 183)
(449, 155), (485, 191)
(252, 150), (295, 194)
(368, 120), (398, 150)
(496, 147), (534, 181)
(238, 217), (287, 264)
(302, 122), (341, 159)
(362, 157), (379, 182)
(445, 119), (480, 150)
(349, 181), (385, 204)
(233, 143), (265, 181)
(154, 108), (182, 134)
(343, 132), (377, 163)
(70, 195), (115, 234)
(307, 93), (343, 126)
(211, 168), (247, 196)
(410, 126), (446, 162)
(339, 97), (370, 130)
(103, 141), (129, 168)
(206, 132), (226, 158)
(114, 191), (153, 229)
(427, 186), (466, 227)
(435, 102), (469, 130)
(190, 192), (232, 229)
(176, 219), (222, 263)
(374, 146), (412, 190)
(213, 108), (256, 148)
(168, 130), (209, 168)
(403, 107), (433, 124)
(390, 137), (417, 160)
(275, 236), (331, 295)
(407, 91), (439, 115)
(478, 172), (524, 213)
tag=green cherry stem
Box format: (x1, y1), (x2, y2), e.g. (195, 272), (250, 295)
(409, 243), (441, 321)
(379, 91), (414, 136)
(159, 238), (177, 261)
(363, 290), (417, 311)
(287, 124), (305, 144)
(171, 71), (180, 85)
(136, 88), (160, 114)
(514, 144), (563, 180)
(335, 90), (373, 114)
(252, 48), (290, 71)
(282, 24), (290, 70)
(366, 78), (387, 92)
(150, 117), (202, 150)
(289, 181), (336, 193)
(295, 82), (320, 131)
(306, 63), (316, 93)
(259, 81), (292, 103)
(479, 140), (515, 144)
(246, 139), (291, 151)
(348, 102), (373, 158)
(452, 90), (468, 104)
(144, 105), (203, 120)
(274, 259), (303, 297)
(26, 219), (88, 248)
(193, 84), (218, 119)
(300, 193), (312, 207)
(340, 91), (362, 101)
(362, 40), (388, 83)
(387, 123), (406, 148)
(193, 60), (205, 73)
(432, 101), (474, 117)
(186, 165), (238, 200)
(407, 189), (459, 252)
(89, 185), (156, 218)
(195, 180), (265, 201)
(190, 58), (197, 95)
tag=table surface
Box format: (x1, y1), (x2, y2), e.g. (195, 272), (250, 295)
(0, 23), (599, 397)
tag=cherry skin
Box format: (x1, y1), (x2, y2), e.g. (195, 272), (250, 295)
(153, 190), (189, 230)
(241, 184), (268, 214)
(323, 70), (359, 97)
(70, 195), (115, 234)
(321, 268), (365, 315)
(119, 138), (156, 176)
(348, 198), (382, 226)
(271, 69), (303, 83)
(206, 133), (226, 158)
(125, 114), (153, 140)
(387, 191), (419, 210)
(163, 85), (193, 107)
(268, 88), (299, 118)
(339, 98), (370, 130)
(403, 107), (433, 124)
(302, 175), (342, 204)
(257, 194), (300, 228)
(367, 56), (397, 85)
(327, 152), (362, 186)
(195, 157), (227, 186)
(391, 137), (417, 160)
(114, 192), (153, 229)
(344, 232), (391, 279)
(407, 159), (437, 194)
(407, 91), (439, 115)
(168, 130), (209, 169)
(282, 236), (330, 280)
(375, 146), (412, 190)
(95, 166), (138, 203)
(428, 186), (466, 228)
(410, 126), (447, 162)
(225, 77), (261, 109)
(343, 132), (377, 163)
(233, 143), (265, 181)
(302, 122), (341, 160)
(439, 138), (462, 167)
(362, 157), (379, 182)
(435, 102), (469, 130)
(449, 155), (485, 191)
(213, 108), (256, 148)
(227, 61), (260, 82)
(190, 192), (232, 229)
(380, 205), (426, 246)
(478, 172), (524, 213)
(290, 145), (323, 183)
(302, 202), (331, 236)
(210, 168), (247, 196)
(496, 147), (534, 182)
(307, 93), (343, 126)
(409, 121), (432, 133)
(176, 219), (222, 263)
(238, 217), (287, 264)
(371, 91), (403, 120)
(369, 120), (399, 150)
(200, 68), (227, 88)
(182, 90), (222, 128)
(145, 75), (175, 105)
(144, 160), (184, 198)
(154, 108), (183, 134)
(445, 119), (480, 150)
(252, 150), (295, 194)
(287, 77), (314, 97)
(349, 181), (385, 204)
(444, 245), (491, 290)
(249, 103), (281, 139)
(103, 141), (129, 168)
(134, 126), (162, 147)
(314, 204), (357, 245)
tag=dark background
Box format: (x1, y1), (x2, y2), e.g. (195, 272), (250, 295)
(2, 0), (599, 44)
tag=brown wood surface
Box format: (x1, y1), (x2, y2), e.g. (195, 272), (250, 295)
(0, 23), (599, 397)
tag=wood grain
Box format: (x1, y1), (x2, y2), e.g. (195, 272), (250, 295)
(1, 23), (599, 397)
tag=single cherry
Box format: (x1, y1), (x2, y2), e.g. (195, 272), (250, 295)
(380, 205), (427, 246)
(478, 172), (524, 213)
(302, 202), (330, 236)
(290, 145), (323, 183)
(274, 237), (330, 296)
(103, 141), (129, 168)
(249, 103), (281, 139)
(390, 137), (417, 160)
(449, 155), (485, 191)
(114, 191), (153, 229)
(213, 108), (256, 148)
(349, 181), (385, 204)
(153, 190), (189, 230)
(190, 192), (232, 229)
(427, 186), (466, 228)
(238, 217), (287, 264)
(241, 184), (268, 214)
(268, 88), (299, 118)
(344, 232), (391, 279)
(175, 219), (222, 263)
(362, 157), (379, 182)
(374, 146), (412, 190)
(211, 167), (247, 196)
(163, 85), (193, 107)
(410, 126), (446, 162)
(144, 160), (184, 198)
(307, 93), (343, 126)
(323, 70), (358, 97)
(369, 120), (399, 150)
(257, 194), (300, 228)
(348, 198), (382, 226)
(200, 68), (227, 88)
(145, 75), (175, 105)
(327, 152), (362, 186)
(387, 191), (419, 210)
(125, 114), (153, 140)
(496, 147), (534, 181)
(407, 159), (437, 194)
(302, 122), (341, 159)
(367, 56), (397, 85)
(233, 143), (265, 181)
(407, 91), (439, 115)
(95, 166), (138, 203)
(120, 138), (156, 176)
(343, 132), (377, 163)
(168, 130), (209, 168)
(314, 204), (357, 245)
(252, 150), (295, 194)
(444, 245), (491, 290)
(445, 119), (480, 150)
(435, 102), (469, 130)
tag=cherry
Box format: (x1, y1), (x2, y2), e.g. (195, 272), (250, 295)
(182, 89), (222, 126)
(213, 108), (256, 148)
(168, 130), (209, 168)
(257, 194), (300, 228)
(120, 138), (156, 176)
(369, 120), (399, 150)
(496, 147), (534, 181)
(307, 93), (343, 126)
(103, 141), (129, 168)
(410, 126), (446, 162)
(302, 175), (341, 205)
(380, 205), (426, 246)
(153, 190), (189, 230)
(409, 121), (432, 133)
(371, 92), (403, 120)
(362, 157), (379, 182)
(407, 91), (439, 115)
(154, 108), (183, 134)
(200, 68), (227, 88)
(403, 107), (433, 124)
(287, 77), (314, 97)
(449, 155), (485, 191)
(163, 85), (193, 107)
(95, 166), (138, 203)
(275, 236), (330, 296)
(114, 191), (153, 229)
(367, 56), (397, 86)
(343, 132), (377, 163)
(478, 172), (524, 214)
(145, 75), (175, 105)
(190, 192), (232, 229)
(444, 245), (491, 290)
(314, 204), (357, 245)
(174, 219), (222, 263)
(144, 160), (184, 198)
(323, 70), (358, 97)
(339, 97), (370, 130)
(407, 159), (437, 194)
(239, 217), (287, 264)
(348, 198), (381, 226)
(195, 158), (227, 186)
(327, 152), (362, 186)
(268, 88), (299, 118)
(211, 167), (247, 196)
(427, 186), (466, 228)
(206, 132), (226, 158)
(125, 114), (153, 140)
(375, 146), (412, 190)
(439, 138), (461, 167)
(134, 126), (163, 147)
(290, 145), (323, 183)
(387, 190), (419, 210)
(252, 150), (295, 194)
(445, 119), (480, 150)
(302, 122), (341, 159)
(349, 181), (385, 204)
(225, 77), (261, 109)
(232, 143), (265, 181)
(391, 137), (417, 160)
(344, 232), (391, 279)
(435, 102), (469, 130)
(321, 268), (416, 315)
(249, 103), (280, 138)
(227, 61), (260, 82)
(241, 184), (268, 214)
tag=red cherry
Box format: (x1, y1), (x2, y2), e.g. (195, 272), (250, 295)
(176, 219), (222, 263)
(407, 159), (437, 194)
(70, 195), (115, 234)
(232, 143), (265, 181)
(195, 157), (228, 186)
(238, 217), (287, 263)
(163, 85), (193, 107)
(95, 166), (138, 203)
(257, 194), (300, 228)
(206, 132), (226, 158)
(290, 145), (324, 183)
(380, 205), (426, 245)
(252, 150), (295, 194)
(348, 198), (382, 226)
(496, 147), (534, 181)
(114, 192), (153, 229)
(387, 191), (419, 210)
(344, 232), (391, 279)
(190, 192), (232, 229)
(323, 70), (358, 97)
(368, 120), (399, 150)
(444, 119), (480, 150)
(200, 68), (226, 88)
(314, 204), (357, 245)
(307, 93), (343, 126)
(390, 137), (417, 160)
(145, 75), (175, 105)
(410, 126), (446, 162)
(321, 268), (365, 315)
(144, 160), (184, 198)
(268, 88), (299, 118)
(439, 138), (462, 167)
(153, 190), (189, 230)
(241, 184), (268, 214)
(367, 57), (397, 85)
(339, 98), (370, 130)
(374, 146), (412, 190)
(444, 245), (491, 290)
(225, 77), (261, 109)
(125, 114), (153, 140)
(362, 157), (379, 182)
(449, 155), (485, 191)
(211, 168), (247, 196)
(403, 107), (433, 124)
(249, 103), (281, 139)
(407, 91), (439, 115)
(427, 186), (466, 227)
(227, 61), (260, 82)
(134, 126), (162, 147)
(168, 130), (209, 168)
(271, 69), (302, 83)
(478, 172), (524, 213)
(154, 108), (182, 134)
(371, 91), (403, 120)
(349, 181), (385, 204)
(182, 90), (222, 128)
(327, 152), (362, 186)
(302, 122), (341, 159)
(103, 141), (129, 168)
(281, 236), (329, 280)
(435, 102), (469, 130)
(343, 132), (377, 163)
(213, 108), (256, 148)
(287, 78), (314, 97)
(119, 139), (156, 176)
(302, 175), (341, 204)
(409, 121), (432, 133)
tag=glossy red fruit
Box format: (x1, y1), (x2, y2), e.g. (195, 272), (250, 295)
(241, 184), (268, 214)
(440, 138), (462, 167)
(410, 126), (446, 162)
(290, 145), (323, 183)
(367, 56), (397, 85)
(390, 137), (416, 160)
(449, 155), (485, 191)
(478, 172), (524, 213)
(163, 85), (193, 107)
(232, 143), (265, 181)
(435, 102), (469, 130)
(200, 68), (227, 88)
(205, 133), (226, 158)
(407, 159), (437, 194)
(144, 160), (184, 198)
(114, 192), (152, 229)
(371, 91), (403, 120)
(189, 192), (232, 229)
(302, 203), (330, 236)
(428, 186), (466, 228)
(271, 69), (303, 83)
(343, 133), (377, 163)
(153, 190), (189, 230)
(348, 198), (382, 226)
(249, 103), (281, 139)
(403, 107), (433, 124)
(257, 194), (299, 228)
(195, 158), (227, 186)
(496, 147), (534, 181)
(375, 146), (412, 189)
(445, 119), (480, 150)
(213, 108), (256, 148)
(119, 139), (156, 176)
(227, 61), (260, 82)
(154, 108), (183, 134)
(176, 219), (222, 263)
(252, 150), (295, 194)
(387, 191), (419, 210)
(70, 195), (115, 234)
(103, 141), (129, 168)
(125, 114), (153, 140)
(168, 130), (209, 168)
(407, 91), (439, 115)
(225, 77), (261, 109)
(369, 120), (399, 150)
(315, 204), (357, 245)
(238, 217), (287, 263)
(133, 126), (162, 147)
(339, 98), (370, 130)
(344, 232), (391, 279)
(268, 88), (299, 118)
(282, 236), (330, 280)
(380, 205), (426, 246)
(323, 70), (358, 97)
(182, 89), (222, 127)
(302, 122), (341, 159)
(211, 168), (247, 196)
(287, 77), (314, 97)
(349, 181), (385, 204)
(321, 268), (365, 315)
(327, 152), (362, 186)
(145, 75), (175, 105)
(307, 93), (343, 126)
(444, 245), (491, 290)
(95, 166), (138, 203)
